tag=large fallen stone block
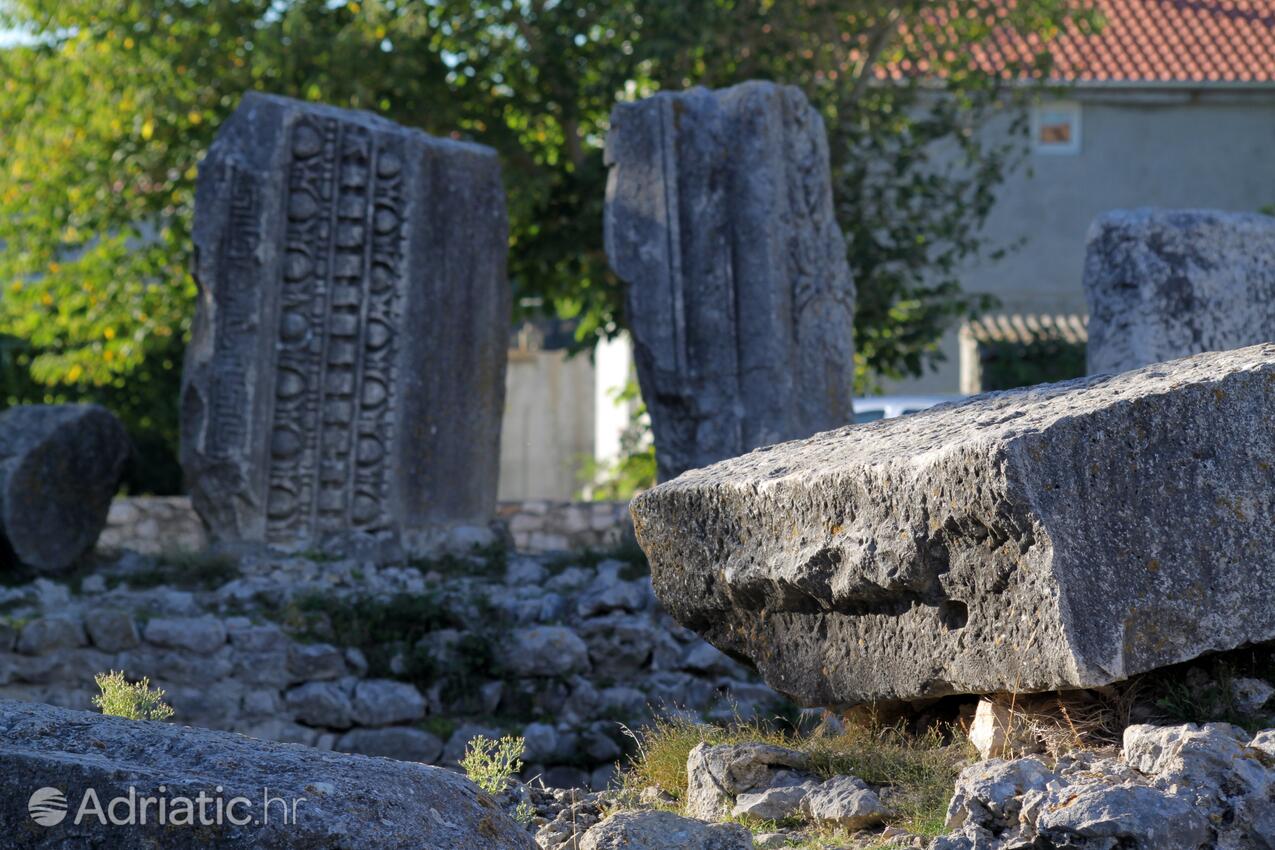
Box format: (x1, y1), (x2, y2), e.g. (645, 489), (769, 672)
(631, 345), (1275, 705)
(1084, 207), (1275, 375)
(0, 699), (533, 849)
(604, 81), (856, 482)
(182, 92), (509, 554)
(0, 404), (129, 573)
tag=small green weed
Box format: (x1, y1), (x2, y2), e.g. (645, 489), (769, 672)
(461, 734), (525, 794)
(93, 670), (175, 721)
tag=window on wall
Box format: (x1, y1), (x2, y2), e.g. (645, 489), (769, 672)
(1031, 101), (1082, 155)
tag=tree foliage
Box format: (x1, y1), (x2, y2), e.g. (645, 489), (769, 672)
(0, 0), (1095, 490)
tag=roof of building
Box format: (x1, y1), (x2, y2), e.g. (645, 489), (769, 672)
(887, 0), (1275, 85)
(962, 313), (1089, 345)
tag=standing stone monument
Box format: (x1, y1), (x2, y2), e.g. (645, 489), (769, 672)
(0, 404), (130, 573)
(182, 93), (509, 553)
(1084, 207), (1275, 375)
(604, 81), (856, 482)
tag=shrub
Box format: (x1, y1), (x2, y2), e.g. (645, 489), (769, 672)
(461, 734), (526, 795)
(92, 670), (174, 721)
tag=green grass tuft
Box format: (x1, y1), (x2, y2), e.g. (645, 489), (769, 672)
(620, 714), (969, 840)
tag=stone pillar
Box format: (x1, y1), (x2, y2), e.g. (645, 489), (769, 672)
(181, 92), (510, 553)
(1084, 208), (1275, 375)
(0, 404), (129, 572)
(604, 81), (856, 482)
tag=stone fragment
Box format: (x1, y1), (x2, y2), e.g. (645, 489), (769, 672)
(590, 764), (617, 791)
(0, 405), (129, 572)
(182, 91), (509, 553)
(16, 616), (87, 655)
(632, 345), (1275, 704)
(0, 699), (533, 849)
(944, 758), (1055, 831)
(336, 726), (443, 764)
(503, 626), (590, 677)
(604, 81), (855, 481)
(801, 775), (888, 830)
(1032, 781), (1208, 849)
(1084, 208), (1275, 375)
(967, 700), (1040, 760)
(228, 622), (288, 651)
(505, 556), (547, 586)
(581, 722), (623, 763)
(1232, 676), (1275, 714)
(578, 614), (655, 677)
(579, 810), (753, 850)
(143, 616), (227, 654)
(83, 609), (140, 652)
(287, 642), (347, 682)
(686, 742), (810, 821)
(732, 779), (818, 820)
(284, 681), (353, 729)
(599, 686), (649, 720)
(1251, 729), (1275, 757)
(521, 721), (559, 763)
(351, 678), (426, 726)
(577, 576), (647, 618)
(1122, 722), (1270, 801)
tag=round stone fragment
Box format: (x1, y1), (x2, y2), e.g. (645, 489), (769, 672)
(0, 404), (129, 573)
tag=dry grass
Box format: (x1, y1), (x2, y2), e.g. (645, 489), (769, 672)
(619, 713), (971, 840)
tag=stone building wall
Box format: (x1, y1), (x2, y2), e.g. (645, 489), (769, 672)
(99, 496), (634, 557)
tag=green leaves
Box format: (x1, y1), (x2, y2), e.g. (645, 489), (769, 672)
(0, 0), (1092, 492)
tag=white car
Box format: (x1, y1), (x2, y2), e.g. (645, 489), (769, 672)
(852, 395), (964, 424)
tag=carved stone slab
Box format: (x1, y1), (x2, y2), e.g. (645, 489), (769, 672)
(1084, 208), (1275, 375)
(182, 93), (509, 552)
(632, 345), (1275, 706)
(604, 81), (856, 482)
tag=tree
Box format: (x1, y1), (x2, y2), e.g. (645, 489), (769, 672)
(0, 0), (1094, 490)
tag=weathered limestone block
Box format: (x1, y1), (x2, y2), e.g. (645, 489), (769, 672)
(631, 345), (1275, 706)
(604, 81), (855, 481)
(0, 404), (129, 573)
(0, 699), (533, 849)
(1084, 208), (1275, 375)
(183, 92), (509, 552)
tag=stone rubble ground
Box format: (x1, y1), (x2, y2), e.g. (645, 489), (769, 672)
(511, 715), (1275, 850)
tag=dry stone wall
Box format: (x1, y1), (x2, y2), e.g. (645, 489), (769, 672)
(98, 497), (633, 558)
(0, 546), (782, 790)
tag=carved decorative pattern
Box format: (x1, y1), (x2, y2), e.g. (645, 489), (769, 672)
(786, 102), (826, 319)
(208, 167), (259, 460)
(266, 116), (403, 542)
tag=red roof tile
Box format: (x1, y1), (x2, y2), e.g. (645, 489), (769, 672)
(884, 0), (1275, 84)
